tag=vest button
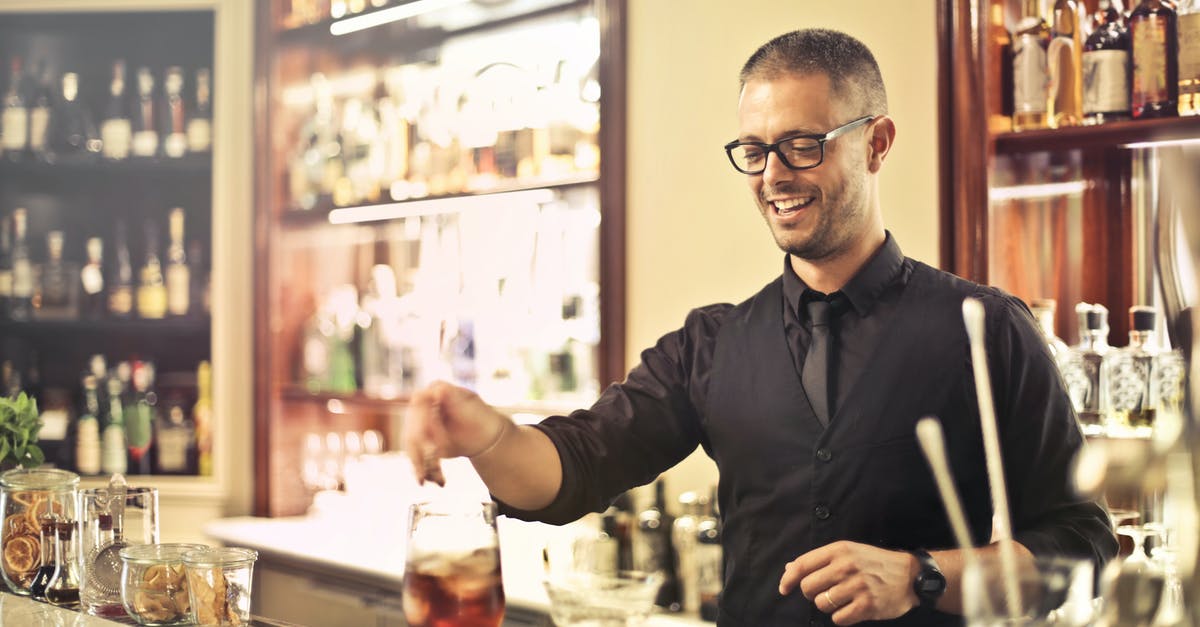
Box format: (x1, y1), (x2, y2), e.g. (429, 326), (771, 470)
(816, 448), (832, 462)
(814, 505), (831, 520)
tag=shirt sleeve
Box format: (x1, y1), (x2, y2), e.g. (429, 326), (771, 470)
(496, 304), (728, 525)
(981, 292), (1119, 568)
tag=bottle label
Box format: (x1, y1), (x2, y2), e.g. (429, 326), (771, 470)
(1083, 49), (1131, 114)
(137, 285), (167, 319)
(163, 132), (187, 159)
(131, 130), (158, 157)
(101, 424), (127, 475)
(1014, 34), (1049, 114)
(1181, 13), (1200, 115)
(28, 106), (49, 151)
(101, 119), (132, 159)
(81, 264), (103, 295)
(1132, 16), (1171, 107)
(2, 107), (27, 151)
(109, 286), (132, 315)
(167, 265), (190, 316)
(76, 419), (101, 475)
(187, 119), (211, 153)
(0, 269), (11, 298)
(11, 258), (32, 297)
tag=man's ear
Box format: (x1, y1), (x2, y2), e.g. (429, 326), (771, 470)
(866, 116), (896, 174)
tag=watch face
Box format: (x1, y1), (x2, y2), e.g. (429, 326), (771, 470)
(919, 578), (944, 593)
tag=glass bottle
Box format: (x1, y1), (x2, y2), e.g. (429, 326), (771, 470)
(28, 62), (53, 162)
(1013, 0), (1053, 131)
(1084, 0), (1133, 123)
(165, 208), (189, 317)
(695, 490), (721, 623)
(35, 230), (79, 320)
(101, 375), (128, 476)
(2, 56), (29, 161)
(100, 60), (131, 161)
(672, 491), (707, 614)
(29, 515), (60, 598)
(0, 212), (12, 317)
(1130, 0), (1180, 117)
(154, 398), (195, 475)
(188, 239), (208, 317)
(131, 67), (159, 158)
(161, 66), (187, 159)
(1029, 298), (1070, 360)
(136, 221), (167, 320)
(125, 361), (156, 476)
(187, 68), (212, 153)
(1102, 306), (1160, 434)
(75, 374), (102, 476)
(1059, 303), (1111, 434)
(1048, 0), (1086, 127)
(80, 237), (106, 319)
(195, 361), (213, 476)
(49, 72), (101, 159)
(108, 222), (134, 319)
(9, 207), (33, 321)
(45, 520), (80, 606)
(1180, 0), (1200, 115)
(636, 480), (681, 612)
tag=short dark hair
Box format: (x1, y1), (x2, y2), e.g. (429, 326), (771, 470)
(739, 29), (888, 116)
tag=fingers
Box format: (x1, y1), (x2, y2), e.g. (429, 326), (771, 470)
(779, 542), (839, 595)
(404, 385), (448, 486)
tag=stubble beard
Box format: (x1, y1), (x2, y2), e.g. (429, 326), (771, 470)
(764, 174), (867, 262)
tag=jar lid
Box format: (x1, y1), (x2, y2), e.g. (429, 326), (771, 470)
(182, 547), (258, 567)
(120, 543), (209, 565)
(0, 468), (80, 491)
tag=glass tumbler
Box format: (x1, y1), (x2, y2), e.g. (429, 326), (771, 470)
(0, 467), (79, 595)
(182, 547), (258, 626)
(120, 543), (207, 626)
(403, 500), (505, 627)
(78, 484), (159, 617)
(962, 555), (1095, 626)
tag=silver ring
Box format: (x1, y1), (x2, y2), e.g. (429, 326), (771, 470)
(824, 590), (841, 609)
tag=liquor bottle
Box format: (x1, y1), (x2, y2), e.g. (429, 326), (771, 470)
(672, 491), (707, 613)
(136, 221), (167, 319)
(1058, 303), (1111, 434)
(187, 68), (212, 153)
(125, 361), (155, 475)
(187, 239), (208, 317)
(131, 67), (159, 158)
(1130, 0), (1180, 117)
(0, 212), (12, 316)
(9, 208), (34, 321)
(100, 60), (132, 161)
(194, 360), (213, 476)
(154, 398), (196, 475)
(636, 480), (682, 612)
(75, 374), (102, 476)
(161, 67), (187, 159)
(694, 491), (721, 623)
(44, 521), (80, 606)
(1029, 298), (1070, 359)
(1102, 306), (1160, 432)
(1013, 0), (1053, 131)
(35, 230), (79, 320)
(165, 208), (189, 316)
(108, 222), (134, 318)
(49, 72), (101, 158)
(1048, 0), (1086, 127)
(1181, 0), (1200, 114)
(2, 57), (29, 161)
(80, 237), (105, 318)
(101, 375), (127, 476)
(1084, 0), (1133, 123)
(28, 62), (53, 162)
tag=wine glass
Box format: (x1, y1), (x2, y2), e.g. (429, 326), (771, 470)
(1116, 523), (1152, 564)
(403, 500), (504, 627)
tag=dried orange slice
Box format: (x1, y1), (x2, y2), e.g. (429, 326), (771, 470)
(10, 491), (46, 508)
(3, 513), (37, 539)
(3, 535), (38, 575)
(25, 498), (64, 527)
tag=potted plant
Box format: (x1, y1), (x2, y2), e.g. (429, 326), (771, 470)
(0, 393), (44, 470)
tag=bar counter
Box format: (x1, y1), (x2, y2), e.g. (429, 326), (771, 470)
(0, 591), (305, 626)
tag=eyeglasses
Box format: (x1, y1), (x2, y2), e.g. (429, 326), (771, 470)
(723, 116), (874, 175)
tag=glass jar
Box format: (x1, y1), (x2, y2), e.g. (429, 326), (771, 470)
(182, 547), (258, 626)
(120, 543), (207, 625)
(0, 467), (79, 595)
(79, 482), (160, 616)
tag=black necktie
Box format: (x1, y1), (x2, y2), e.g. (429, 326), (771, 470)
(803, 299), (835, 426)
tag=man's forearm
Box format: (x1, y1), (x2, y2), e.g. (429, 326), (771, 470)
(930, 541), (1035, 614)
(470, 424), (563, 511)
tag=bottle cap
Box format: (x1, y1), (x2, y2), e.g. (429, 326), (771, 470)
(1130, 306), (1157, 332)
(1085, 304), (1109, 331)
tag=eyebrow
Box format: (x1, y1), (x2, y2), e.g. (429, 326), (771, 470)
(737, 128), (823, 143)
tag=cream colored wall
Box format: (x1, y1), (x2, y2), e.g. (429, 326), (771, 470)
(625, 1), (940, 501)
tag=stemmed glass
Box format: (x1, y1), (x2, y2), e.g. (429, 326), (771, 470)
(402, 500), (504, 627)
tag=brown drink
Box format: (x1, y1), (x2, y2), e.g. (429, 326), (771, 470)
(402, 547), (504, 627)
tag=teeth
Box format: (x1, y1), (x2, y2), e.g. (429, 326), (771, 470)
(774, 197), (812, 211)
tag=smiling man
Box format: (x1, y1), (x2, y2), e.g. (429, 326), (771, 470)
(404, 29), (1117, 626)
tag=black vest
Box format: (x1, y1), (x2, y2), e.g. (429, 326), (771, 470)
(706, 263), (991, 626)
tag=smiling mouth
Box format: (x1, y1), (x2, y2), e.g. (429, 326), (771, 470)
(770, 197), (815, 217)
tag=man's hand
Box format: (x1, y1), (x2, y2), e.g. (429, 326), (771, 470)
(778, 541), (919, 625)
(402, 381), (512, 485)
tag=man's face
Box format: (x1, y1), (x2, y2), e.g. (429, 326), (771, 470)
(736, 73), (872, 262)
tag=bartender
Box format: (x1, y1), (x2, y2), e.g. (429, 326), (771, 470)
(404, 28), (1118, 626)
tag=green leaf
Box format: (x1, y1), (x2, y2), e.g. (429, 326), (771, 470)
(25, 445), (44, 467)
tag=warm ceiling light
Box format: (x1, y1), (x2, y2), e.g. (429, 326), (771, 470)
(328, 188), (558, 224)
(988, 181), (1089, 202)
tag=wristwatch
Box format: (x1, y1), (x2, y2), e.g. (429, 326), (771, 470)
(911, 549), (946, 609)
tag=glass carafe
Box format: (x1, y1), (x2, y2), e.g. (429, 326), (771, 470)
(0, 467), (79, 595)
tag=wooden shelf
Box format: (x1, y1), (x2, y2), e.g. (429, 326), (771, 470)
(0, 154), (212, 178)
(0, 316), (211, 336)
(993, 115), (1200, 154)
(279, 385), (584, 417)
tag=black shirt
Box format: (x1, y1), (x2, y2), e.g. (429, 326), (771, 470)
(499, 233), (1117, 625)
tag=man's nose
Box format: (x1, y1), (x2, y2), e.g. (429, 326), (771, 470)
(761, 150), (793, 187)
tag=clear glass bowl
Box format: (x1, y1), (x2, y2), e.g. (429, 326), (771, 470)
(0, 468), (79, 595)
(120, 543), (208, 625)
(543, 570), (662, 626)
(182, 547), (258, 625)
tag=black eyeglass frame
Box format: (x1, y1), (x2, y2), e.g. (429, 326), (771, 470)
(723, 115), (875, 175)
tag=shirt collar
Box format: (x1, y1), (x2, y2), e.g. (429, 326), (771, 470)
(781, 231), (907, 320)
